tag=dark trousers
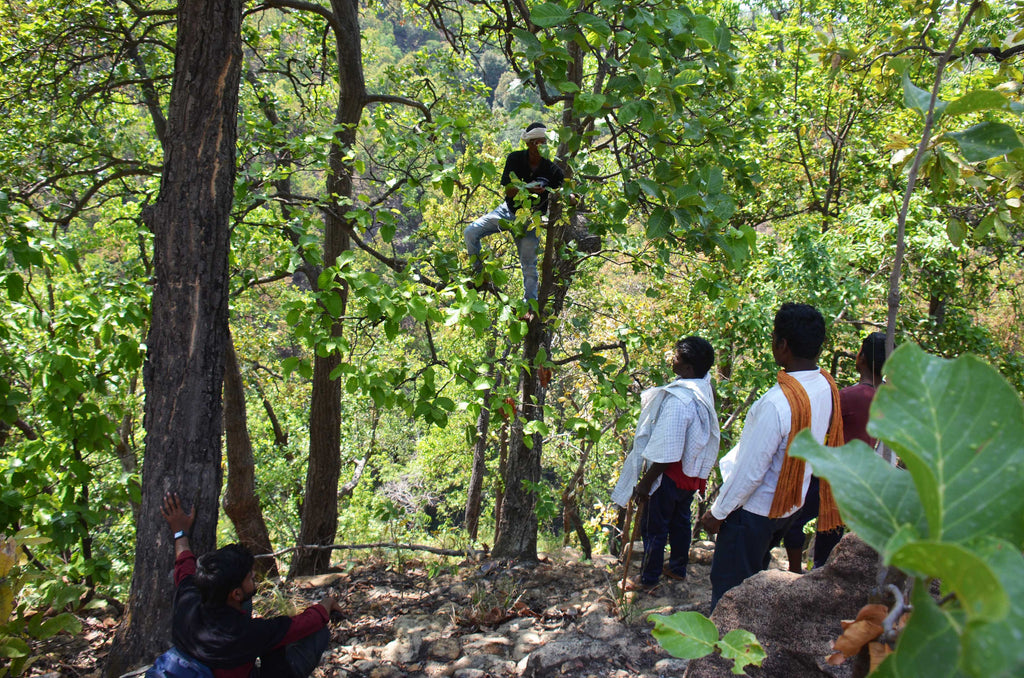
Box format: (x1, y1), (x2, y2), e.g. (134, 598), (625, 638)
(256, 627), (330, 678)
(709, 508), (795, 612)
(781, 476), (845, 569)
(639, 476), (695, 585)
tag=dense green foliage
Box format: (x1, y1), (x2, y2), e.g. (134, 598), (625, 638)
(0, 0), (1020, 638)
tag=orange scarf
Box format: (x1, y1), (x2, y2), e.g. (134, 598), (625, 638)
(768, 369), (844, 532)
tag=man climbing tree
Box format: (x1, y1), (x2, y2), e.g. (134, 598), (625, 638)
(463, 121), (564, 314)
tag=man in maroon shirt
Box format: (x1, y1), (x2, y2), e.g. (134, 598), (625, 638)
(161, 493), (342, 677)
(782, 332), (887, 572)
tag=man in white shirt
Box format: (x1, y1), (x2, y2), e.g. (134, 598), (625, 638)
(699, 303), (839, 611)
(611, 337), (720, 588)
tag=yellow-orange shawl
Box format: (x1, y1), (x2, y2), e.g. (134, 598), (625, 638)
(768, 369), (844, 532)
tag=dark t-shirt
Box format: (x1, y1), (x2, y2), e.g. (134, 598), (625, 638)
(501, 149), (565, 214)
(840, 383), (876, 446)
(171, 551), (328, 678)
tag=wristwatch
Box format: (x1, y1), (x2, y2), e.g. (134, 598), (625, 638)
(173, 530), (187, 540)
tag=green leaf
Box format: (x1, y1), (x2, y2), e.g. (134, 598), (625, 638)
(945, 90), (1019, 118)
(961, 540), (1024, 677)
(945, 122), (1023, 163)
(789, 435), (925, 556)
(869, 345), (1024, 545)
(531, 3), (571, 28)
(889, 583), (962, 678)
(718, 628), (766, 674)
(646, 207), (674, 239)
(946, 218), (965, 246)
(4, 273), (24, 301)
(575, 92), (607, 115)
(902, 72), (947, 120)
(649, 611), (718, 659)
(0, 637), (30, 659)
(574, 12), (611, 38)
(890, 540), (1007, 621)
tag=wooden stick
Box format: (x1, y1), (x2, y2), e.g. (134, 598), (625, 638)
(619, 498), (644, 592)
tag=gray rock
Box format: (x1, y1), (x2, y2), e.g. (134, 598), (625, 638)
(518, 635), (615, 677)
(654, 657), (691, 673)
(685, 534), (882, 678)
(426, 636), (462, 661)
(382, 634), (422, 664)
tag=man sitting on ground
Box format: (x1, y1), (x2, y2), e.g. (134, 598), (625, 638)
(160, 492), (342, 677)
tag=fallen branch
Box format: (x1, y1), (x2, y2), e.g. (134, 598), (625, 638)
(253, 542), (487, 560)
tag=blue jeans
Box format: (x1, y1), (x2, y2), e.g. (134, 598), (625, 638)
(256, 626), (329, 678)
(710, 508), (795, 612)
(639, 477), (695, 585)
(463, 203), (539, 300)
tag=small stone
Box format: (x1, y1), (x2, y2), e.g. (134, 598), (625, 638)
(426, 636), (462, 661)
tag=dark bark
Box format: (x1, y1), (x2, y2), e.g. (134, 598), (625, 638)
(105, 0), (241, 673)
(492, 40), (586, 561)
(222, 334), (278, 578)
(287, 0), (366, 577)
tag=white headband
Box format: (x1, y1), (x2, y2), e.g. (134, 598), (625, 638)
(521, 126), (548, 142)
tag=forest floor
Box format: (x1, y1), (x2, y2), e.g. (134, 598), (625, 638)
(30, 540), (781, 678)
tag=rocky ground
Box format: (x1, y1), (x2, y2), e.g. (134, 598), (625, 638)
(27, 541), (754, 678)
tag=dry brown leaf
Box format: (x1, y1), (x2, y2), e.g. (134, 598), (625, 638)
(868, 641), (894, 671)
(829, 603), (889, 662)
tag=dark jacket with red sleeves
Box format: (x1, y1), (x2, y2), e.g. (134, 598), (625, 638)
(171, 550), (328, 678)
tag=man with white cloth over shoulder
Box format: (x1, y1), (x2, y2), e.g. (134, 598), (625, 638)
(611, 336), (720, 588)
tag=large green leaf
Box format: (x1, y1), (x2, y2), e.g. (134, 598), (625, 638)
(945, 90), (1022, 118)
(649, 611), (718, 659)
(961, 539), (1024, 677)
(885, 583), (963, 678)
(530, 2), (571, 28)
(868, 345), (1024, 545)
(945, 122), (1024, 163)
(889, 540), (1007, 622)
(788, 435), (924, 555)
(902, 72), (947, 120)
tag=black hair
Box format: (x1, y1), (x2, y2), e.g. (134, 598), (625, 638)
(675, 336), (715, 378)
(773, 303), (826, 360)
(525, 122), (546, 132)
(861, 332), (887, 376)
(194, 543), (253, 606)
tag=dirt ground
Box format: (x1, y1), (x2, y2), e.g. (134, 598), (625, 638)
(27, 541), (792, 677)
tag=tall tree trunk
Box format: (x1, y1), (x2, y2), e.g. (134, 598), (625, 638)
(288, 0), (366, 576)
(106, 0), (241, 672)
(492, 41), (585, 561)
(223, 334), (278, 578)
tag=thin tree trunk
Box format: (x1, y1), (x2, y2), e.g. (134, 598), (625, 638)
(106, 0), (241, 672)
(223, 333), (278, 578)
(492, 40), (586, 561)
(465, 337), (499, 540)
(288, 0), (366, 576)
(886, 2), (980, 355)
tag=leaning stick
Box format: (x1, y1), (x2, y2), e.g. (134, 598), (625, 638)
(619, 497), (645, 593)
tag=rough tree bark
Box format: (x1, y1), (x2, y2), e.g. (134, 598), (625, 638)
(105, 0), (242, 673)
(223, 334), (278, 578)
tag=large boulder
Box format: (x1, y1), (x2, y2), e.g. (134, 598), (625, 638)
(684, 534), (882, 678)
